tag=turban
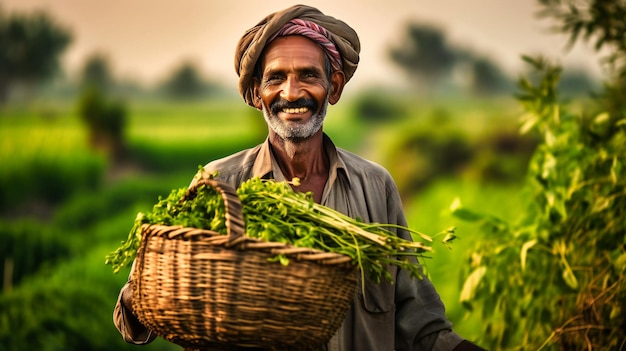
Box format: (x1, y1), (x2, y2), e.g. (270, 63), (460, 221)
(235, 4), (361, 107)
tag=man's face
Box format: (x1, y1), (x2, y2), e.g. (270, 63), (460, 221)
(254, 35), (332, 142)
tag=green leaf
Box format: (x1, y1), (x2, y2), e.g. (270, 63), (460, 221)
(611, 157), (621, 184)
(460, 266), (487, 305)
(450, 198), (484, 222)
(593, 112), (610, 124)
(520, 239), (537, 272)
(442, 232), (457, 245)
(614, 252), (626, 272)
(591, 196), (611, 213)
(519, 113), (539, 134)
(610, 305), (622, 320)
(562, 267), (578, 290)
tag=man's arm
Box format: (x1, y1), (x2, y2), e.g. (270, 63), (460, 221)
(385, 179), (486, 351)
(453, 340), (487, 351)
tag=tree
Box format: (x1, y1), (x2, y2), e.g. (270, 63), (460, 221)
(453, 1), (626, 349)
(77, 53), (127, 164)
(388, 22), (512, 96)
(558, 68), (601, 97)
(80, 53), (114, 92)
(0, 8), (72, 103)
(77, 86), (127, 163)
(389, 23), (457, 91)
(160, 61), (209, 99)
(468, 57), (513, 96)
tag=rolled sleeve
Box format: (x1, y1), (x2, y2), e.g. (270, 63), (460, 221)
(113, 282), (156, 345)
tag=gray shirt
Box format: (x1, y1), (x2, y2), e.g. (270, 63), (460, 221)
(114, 134), (464, 351)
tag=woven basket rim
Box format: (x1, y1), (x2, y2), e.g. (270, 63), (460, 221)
(141, 222), (355, 266)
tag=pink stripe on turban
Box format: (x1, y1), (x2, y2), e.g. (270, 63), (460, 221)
(269, 19), (343, 71)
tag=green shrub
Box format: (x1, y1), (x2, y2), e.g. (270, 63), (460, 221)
(452, 1), (626, 348)
(77, 86), (128, 162)
(0, 273), (177, 351)
(0, 153), (105, 216)
(351, 89), (407, 123)
(128, 138), (255, 173)
(53, 175), (179, 230)
(453, 57), (626, 350)
(0, 219), (72, 290)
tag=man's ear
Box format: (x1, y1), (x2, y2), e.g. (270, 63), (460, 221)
(328, 70), (346, 105)
(252, 78), (262, 110)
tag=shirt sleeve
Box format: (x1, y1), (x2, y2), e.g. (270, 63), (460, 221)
(113, 276), (157, 344)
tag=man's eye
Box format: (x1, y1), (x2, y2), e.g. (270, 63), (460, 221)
(266, 75), (283, 82)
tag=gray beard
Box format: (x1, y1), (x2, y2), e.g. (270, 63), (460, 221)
(261, 96), (328, 142)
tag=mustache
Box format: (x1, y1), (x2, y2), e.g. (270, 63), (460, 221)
(270, 98), (317, 114)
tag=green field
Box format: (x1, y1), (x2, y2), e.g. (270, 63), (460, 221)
(0, 96), (526, 350)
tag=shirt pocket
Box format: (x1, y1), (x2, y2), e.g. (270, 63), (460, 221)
(358, 266), (396, 313)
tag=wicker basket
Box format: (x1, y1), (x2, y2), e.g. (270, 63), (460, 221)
(130, 178), (357, 350)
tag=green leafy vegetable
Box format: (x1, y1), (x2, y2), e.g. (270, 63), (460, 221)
(106, 172), (445, 284)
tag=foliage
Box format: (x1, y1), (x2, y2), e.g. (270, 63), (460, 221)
(0, 153), (105, 216)
(0, 8), (71, 102)
(0, 246), (180, 351)
(79, 53), (115, 93)
(391, 123), (473, 196)
(350, 89), (407, 123)
(159, 61), (214, 99)
(106, 174), (442, 284)
(77, 86), (128, 162)
(380, 102), (536, 198)
(454, 56), (626, 350)
(0, 219), (72, 290)
(389, 23), (457, 88)
(388, 22), (512, 95)
(468, 57), (514, 96)
(452, 0), (626, 346)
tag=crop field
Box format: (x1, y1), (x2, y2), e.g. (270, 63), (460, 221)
(1, 96), (525, 349)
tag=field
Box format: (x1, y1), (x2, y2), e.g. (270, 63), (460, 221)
(0, 95), (526, 350)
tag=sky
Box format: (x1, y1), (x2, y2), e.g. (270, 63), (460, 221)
(3, 0), (603, 92)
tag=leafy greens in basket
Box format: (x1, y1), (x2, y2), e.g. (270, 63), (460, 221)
(105, 172), (455, 284)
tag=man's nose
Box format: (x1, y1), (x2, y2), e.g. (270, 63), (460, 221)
(280, 76), (304, 102)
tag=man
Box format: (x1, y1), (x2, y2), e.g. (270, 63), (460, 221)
(114, 4), (485, 351)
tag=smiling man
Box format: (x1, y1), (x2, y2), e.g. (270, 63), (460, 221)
(251, 33), (343, 203)
(114, 4), (485, 351)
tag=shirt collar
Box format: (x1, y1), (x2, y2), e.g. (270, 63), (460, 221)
(249, 133), (351, 188)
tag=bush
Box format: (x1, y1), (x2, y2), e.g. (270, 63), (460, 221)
(53, 175), (177, 230)
(453, 57), (626, 350)
(0, 219), (72, 290)
(351, 89), (407, 123)
(77, 86), (128, 162)
(0, 275), (177, 351)
(0, 153), (105, 217)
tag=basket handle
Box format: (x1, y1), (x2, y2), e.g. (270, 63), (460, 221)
(185, 178), (246, 247)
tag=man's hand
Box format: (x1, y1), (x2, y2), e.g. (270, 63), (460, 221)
(453, 340), (488, 351)
(120, 284), (135, 314)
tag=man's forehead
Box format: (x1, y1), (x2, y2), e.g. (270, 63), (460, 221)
(261, 36), (326, 70)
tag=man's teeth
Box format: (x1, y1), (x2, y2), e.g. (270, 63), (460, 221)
(283, 107), (308, 114)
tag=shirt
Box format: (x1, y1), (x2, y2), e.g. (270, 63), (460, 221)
(114, 134), (464, 351)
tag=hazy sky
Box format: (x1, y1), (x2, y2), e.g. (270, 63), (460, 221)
(3, 0), (602, 91)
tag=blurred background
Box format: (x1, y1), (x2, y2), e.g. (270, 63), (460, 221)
(0, 0), (608, 350)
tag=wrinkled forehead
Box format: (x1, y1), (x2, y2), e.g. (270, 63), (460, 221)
(259, 36), (327, 72)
